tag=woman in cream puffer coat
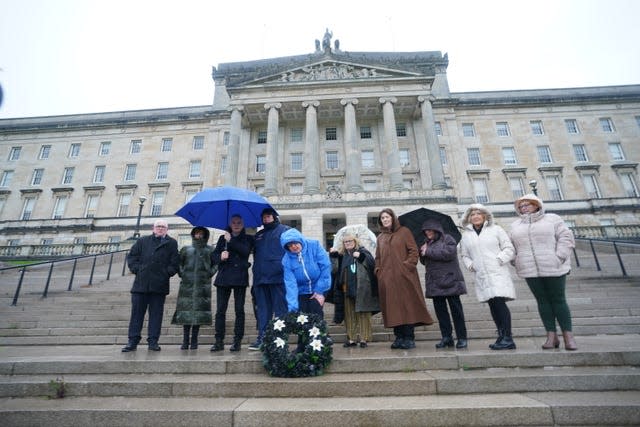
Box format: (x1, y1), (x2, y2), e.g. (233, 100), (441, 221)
(460, 204), (516, 350)
(509, 193), (577, 351)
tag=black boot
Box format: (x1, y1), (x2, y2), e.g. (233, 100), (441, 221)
(122, 339), (139, 352)
(229, 338), (241, 352)
(190, 325), (200, 349)
(181, 326), (190, 350)
(435, 336), (454, 349)
(210, 340), (224, 352)
(489, 329), (504, 350)
(491, 334), (516, 350)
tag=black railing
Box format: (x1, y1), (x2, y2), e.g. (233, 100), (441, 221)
(573, 238), (640, 277)
(1, 250), (129, 306)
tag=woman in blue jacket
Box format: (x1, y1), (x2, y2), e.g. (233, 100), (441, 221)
(280, 228), (332, 317)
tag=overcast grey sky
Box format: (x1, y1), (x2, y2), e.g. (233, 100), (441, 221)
(1, 0), (639, 119)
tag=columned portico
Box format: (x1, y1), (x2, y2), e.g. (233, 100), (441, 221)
(418, 95), (447, 189)
(302, 100), (321, 194)
(379, 97), (405, 191)
(341, 98), (363, 192)
(263, 102), (281, 196)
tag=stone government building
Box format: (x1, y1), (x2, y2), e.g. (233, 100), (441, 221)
(1, 33), (639, 252)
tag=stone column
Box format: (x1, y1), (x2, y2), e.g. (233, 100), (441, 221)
(379, 97), (405, 191)
(263, 103), (281, 196)
(418, 95), (446, 189)
(341, 98), (363, 192)
(302, 100), (320, 194)
(224, 106), (243, 186)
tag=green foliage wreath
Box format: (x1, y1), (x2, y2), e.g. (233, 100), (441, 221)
(261, 312), (333, 377)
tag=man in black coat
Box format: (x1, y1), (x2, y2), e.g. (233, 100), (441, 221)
(122, 219), (180, 352)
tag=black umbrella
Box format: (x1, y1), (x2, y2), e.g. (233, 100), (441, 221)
(398, 207), (462, 245)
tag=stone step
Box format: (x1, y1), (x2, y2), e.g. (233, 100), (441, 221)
(1, 391), (639, 426)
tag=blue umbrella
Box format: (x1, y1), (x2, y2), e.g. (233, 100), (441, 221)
(175, 186), (276, 229)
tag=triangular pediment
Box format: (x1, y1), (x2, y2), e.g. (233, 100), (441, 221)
(246, 60), (422, 86)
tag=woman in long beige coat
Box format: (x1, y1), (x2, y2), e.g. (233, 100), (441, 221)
(375, 208), (434, 349)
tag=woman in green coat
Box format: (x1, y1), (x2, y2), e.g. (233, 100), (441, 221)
(171, 226), (216, 349)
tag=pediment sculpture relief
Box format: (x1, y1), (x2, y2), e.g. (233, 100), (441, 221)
(278, 63), (390, 82)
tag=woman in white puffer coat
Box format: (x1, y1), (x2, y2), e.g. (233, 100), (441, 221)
(508, 193), (577, 351)
(460, 204), (517, 350)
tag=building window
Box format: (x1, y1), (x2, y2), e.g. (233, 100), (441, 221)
(21, 197), (36, 220)
(565, 119), (579, 134)
(117, 193), (131, 217)
(399, 149), (410, 167)
(185, 189), (199, 204)
(222, 132), (230, 146)
(530, 120), (544, 135)
(363, 180), (378, 191)
(619, 172), (639, 197)
(325, 127), (337, 141)
(99, 141), (111, 156)
(290, 153), (303, 171)
(396, 123), (407, 137)
(1, 170), (14, 187)
(290, 128), (303, 143)
(509, 177), (525, 199)
(161, 138), (173, 152)
(62, 167), (75, 184)
(68, 143), (81, 158)
(130, 139), (142, 154)
(360, 126), (372, 139)
(545, 175), (564, 200)
(573, 144), (589, 162)
(434, 121), (443, 136)
(636, 116), (640, 129)
(403, 179), (413, 190)
(467, 148), (481, 166)
(220, 156), (227, 174)
(462, 123), (476, 137)
(502, 147), (517, 165)
(256, 155), (266, 173)
(289, 183), (303, 194)
(257, 130), (267, 144)
(189, 160), (201, 179)
(93, 166), (105, 183)
(74, 237), (87, 244)
(537, 146), (553, 164)
(9, 147), (21, 161)
(472, 178), (489, 203)
(191, 135), (204, 150)
(151, 191), (165, 216)
(39, 145), (51, 159)
(439, 147), (447, 165)
(326, 151), (339, 169)
(496, 122), (510, 137)
(599, 117), (615, 133)
(85, 194), (99, 218)
(31, 168), (44, 185)
(52, 195), (68, 219)
(608, 143), (625, 161)
(361, 150), (375, 168)
(156, 162), (169, 180)
(124, 164), (137, 181)
(582, 174), (601, 198)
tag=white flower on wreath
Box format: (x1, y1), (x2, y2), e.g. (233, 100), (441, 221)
(308, 326), (321, 338)
(273, 319), (286, 331)
(274, 337), (286, 348)
(296, 314), (309, 325)
(310, 339), (323, 352)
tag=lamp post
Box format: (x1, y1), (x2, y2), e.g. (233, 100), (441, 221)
(528, 180), (538, 196)
(133, 195), (147, 239)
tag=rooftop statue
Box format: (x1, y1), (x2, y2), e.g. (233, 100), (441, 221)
(322, 28), (332, 50)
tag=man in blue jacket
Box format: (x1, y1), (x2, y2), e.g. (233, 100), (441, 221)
(280, 228), (331, 316)
(249, 208), (289, 350)
(123, 219), (179, 352)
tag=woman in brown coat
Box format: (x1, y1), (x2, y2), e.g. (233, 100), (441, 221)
(375, 208), (434, 349)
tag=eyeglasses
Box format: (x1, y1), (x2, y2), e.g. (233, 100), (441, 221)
(518, 203), (533, 209)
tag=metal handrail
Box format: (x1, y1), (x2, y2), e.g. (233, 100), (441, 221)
(572, 238), (640, 277)
(1, 250), (129, 306)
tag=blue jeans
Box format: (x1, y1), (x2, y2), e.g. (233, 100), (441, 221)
(127, 292), (166, 344)
(253, 283), (287, 338)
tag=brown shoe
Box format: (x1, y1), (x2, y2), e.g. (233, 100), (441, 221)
(562, 331), (577, 351)
(541, 332), (560, 349)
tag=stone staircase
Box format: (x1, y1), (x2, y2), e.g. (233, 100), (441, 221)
(0, 251), (639, 426)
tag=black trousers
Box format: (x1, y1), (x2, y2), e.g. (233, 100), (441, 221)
(127, 292), (166, 344)
(487, 297), (512, 336)
(432, 295), (467, 340)
(214, 286), (247, 342)
(393, 324), (415, 341)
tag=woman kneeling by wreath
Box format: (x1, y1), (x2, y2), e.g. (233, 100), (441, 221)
(261, 229), (333, 377)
